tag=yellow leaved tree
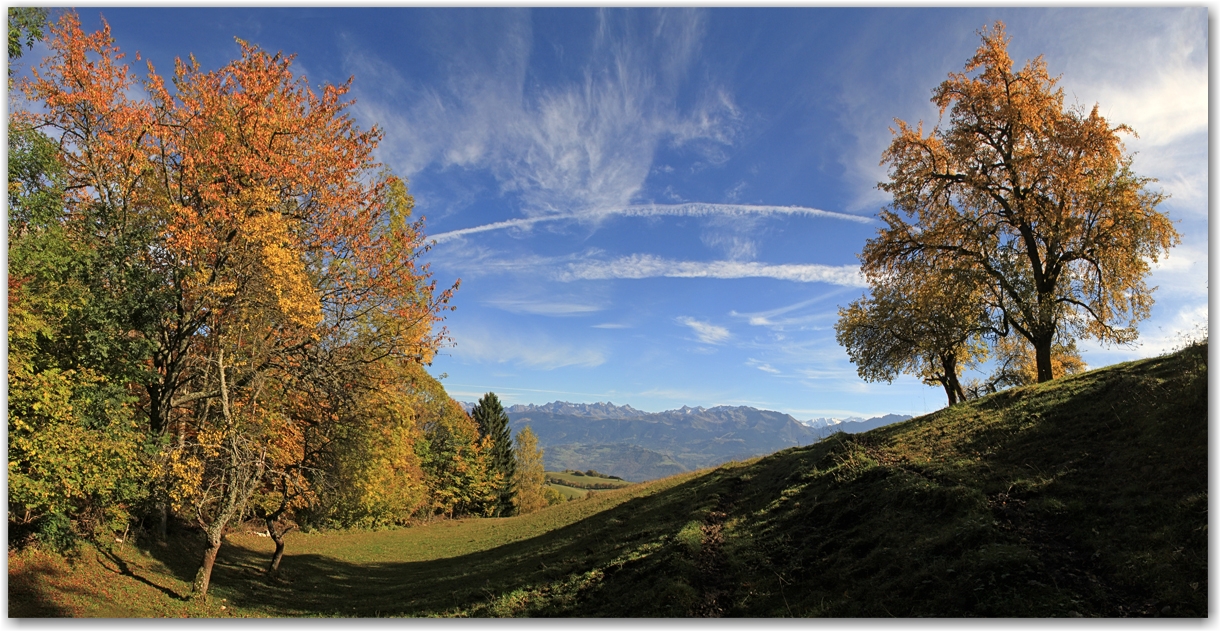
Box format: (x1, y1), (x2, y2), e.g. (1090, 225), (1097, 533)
(23, 13), (458, 597)
(511, 427), (549, 516)
(863, 21), (1179, 384)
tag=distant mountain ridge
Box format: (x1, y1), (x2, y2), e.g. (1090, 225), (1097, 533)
(507, 404), (815, 481)
(803, 413), (914, 436)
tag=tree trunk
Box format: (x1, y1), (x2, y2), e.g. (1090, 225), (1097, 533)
(193, 534), (223, 599)
(940, 377), (958, 406)
(191, 345), (268, 598)
(268, 536), (286, 576)
(157, 502), (168, 541)
(265, 518), (295, 578)
(940, 353), (962, 405)
(1034, 335), (1054, 383)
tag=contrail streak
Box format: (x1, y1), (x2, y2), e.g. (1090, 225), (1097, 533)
(558, 254), (867, 287)
(430, 203), (872, 243)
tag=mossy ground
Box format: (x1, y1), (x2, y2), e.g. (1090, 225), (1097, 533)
(9, 343), (1207, 617)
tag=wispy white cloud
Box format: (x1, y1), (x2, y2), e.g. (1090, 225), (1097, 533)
(676, 316), (731, 345)
(1048, 9), (1207, 212)
(1046, 10), (1206, 149)
(451, 326), (606, 369)
(1084, 66), (1206, 150)
(701, 232), (758, 261)
(430, 202), (872, 244)
(559, 254), (866, 286)
(746, 358), (781, 374)
(430, 216), (555, 244)
(347, 9), (742, 219)
(426, 242), (568, 278)
(592, 323), (629, 329)
(730, 288), (859, 329)
(1078, 301), (1208, 364)
(1146, 243), (1209, 300)
(485, 298), (603, 317)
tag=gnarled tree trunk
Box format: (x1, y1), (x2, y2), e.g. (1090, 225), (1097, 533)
(192, 347), (267, 600)
(193, 528), (224, 597)
(265, 517), (296, 578)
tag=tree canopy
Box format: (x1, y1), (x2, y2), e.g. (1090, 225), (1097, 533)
(8, 11), (491, 598)
(855, 21), (1178, 386)
(511, 427), (548, 516)
(836, 265), (988, 405)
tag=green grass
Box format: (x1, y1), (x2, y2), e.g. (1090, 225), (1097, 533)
(544, 470), (634, 500)
(546, 483), (589, 500)
(9, 342), (1207, 617)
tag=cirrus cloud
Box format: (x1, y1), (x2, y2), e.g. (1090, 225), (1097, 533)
(676, 316), (730, 345)
(451, 326), (606, 369)
(347, 9), (743, 218)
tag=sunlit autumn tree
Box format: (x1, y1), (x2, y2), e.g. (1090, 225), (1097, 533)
(869, 21), (1179, 383)
(510, 427), (548, 515)
(22, 12), (457, 597)
(8, 8), (156, 549)
(309, 359), (430, 529)
(836, 265), (989, 406)
(20, 13), (185, 547)
(411, 369), (498, 520)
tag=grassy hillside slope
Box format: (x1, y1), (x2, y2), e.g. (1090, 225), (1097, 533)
(9, 343), (1206, 617)
(492, 341), (1207, 617)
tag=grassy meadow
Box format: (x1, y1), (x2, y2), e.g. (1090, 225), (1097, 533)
(545, 470), (634, 500)
(546, 483), (590, 501)
(9, 342), (1207, 617)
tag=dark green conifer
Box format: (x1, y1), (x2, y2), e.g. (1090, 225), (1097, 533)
(471, 392), (516, 516)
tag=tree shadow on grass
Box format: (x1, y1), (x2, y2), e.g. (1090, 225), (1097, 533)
(97, 547), (189, 601)
(131, 529), (210, 586)
(8, 555), (75, 617)
(206, 473), (729, 617)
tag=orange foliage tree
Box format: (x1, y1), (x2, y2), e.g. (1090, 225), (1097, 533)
(836, 264), (989, 406)
(23, 12), (457, 597)
(867, 22), (1178, 383)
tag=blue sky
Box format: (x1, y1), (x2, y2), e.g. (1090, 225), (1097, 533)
(36, 7), (1209, 419)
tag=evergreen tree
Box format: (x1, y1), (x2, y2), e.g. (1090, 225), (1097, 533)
(471, 392), (516, 516)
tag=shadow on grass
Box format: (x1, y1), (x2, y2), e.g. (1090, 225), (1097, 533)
(207, 473), (729, 617)
(200, 344), (1208, 617)
(97, 547), (190, 601)
(132, 527), (209, 587)
(797, 347), (1209, 617)
(8, 554), (76, 617)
